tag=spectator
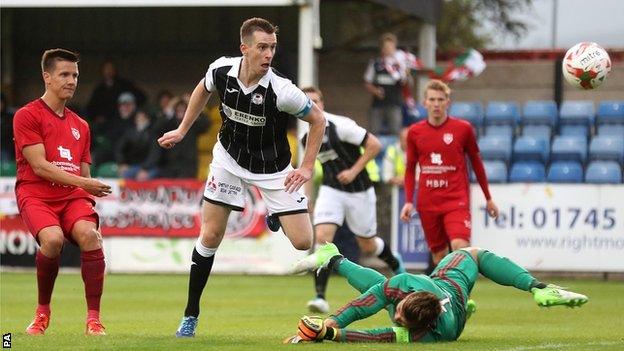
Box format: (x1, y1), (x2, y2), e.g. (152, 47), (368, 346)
(154, 90), (174, 122)
(86, 59), (146, 123)
(1, 92), (16, 162)
(158, 98), (209, 178)
(382, 127), (409, 186)
(115, 110), (160, 181)
(91, 92), (138, 164)
(364, 33), (407, 136)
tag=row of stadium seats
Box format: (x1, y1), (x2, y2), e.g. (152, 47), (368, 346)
(478, 134), (624, 165)
(472, 160), (623, 184)
(450, 100), (624, 128)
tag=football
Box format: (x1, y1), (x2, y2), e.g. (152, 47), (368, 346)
(562, 42), (612, 90)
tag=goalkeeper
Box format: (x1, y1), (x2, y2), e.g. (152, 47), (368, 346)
(286, 243), (588, 343)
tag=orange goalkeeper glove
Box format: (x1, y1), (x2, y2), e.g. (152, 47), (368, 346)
(297, 315), (327, 341)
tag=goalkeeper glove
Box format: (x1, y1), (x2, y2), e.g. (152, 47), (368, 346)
(297, 315), (327, 341)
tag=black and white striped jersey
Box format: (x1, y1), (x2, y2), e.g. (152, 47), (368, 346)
(205, 56), (312, 174)
(301, 112), (373, 193)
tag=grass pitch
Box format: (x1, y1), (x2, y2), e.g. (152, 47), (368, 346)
(1, 272), (623, 350)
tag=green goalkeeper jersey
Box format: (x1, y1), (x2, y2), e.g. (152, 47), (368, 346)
(330, 251), (477, 343)
(331, 274), (461, 342)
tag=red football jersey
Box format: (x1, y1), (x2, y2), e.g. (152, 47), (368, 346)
(404, 117), (491, 212)
(13, 99), (92, 208)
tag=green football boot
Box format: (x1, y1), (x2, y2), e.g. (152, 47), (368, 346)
(291, 243), (341, 274)
(532, 284), (588, 308)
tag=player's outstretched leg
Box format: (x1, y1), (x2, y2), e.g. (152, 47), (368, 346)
(532, 285), (588, 308)
(292, 243), (340, 274)
(475, 249), (588, 308)
(293, 243), (386, 294)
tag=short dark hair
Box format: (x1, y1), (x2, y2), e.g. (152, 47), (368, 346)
(301, 87), (323, 101)
(41, 48), (79, 73)
(240, 17), (278, 43)
(401, 291), (442, 331)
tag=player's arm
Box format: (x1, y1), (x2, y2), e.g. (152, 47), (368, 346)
(400, 129), (418, 221)
(327, 282), (389, 328)
(80, 162), (92, 178)
(464, 127), (499, 218)
(22, 144), (110, 197)
(336, 132), (381, 185)
(158, 79), (211, 149)
(285, 103), (325, 193)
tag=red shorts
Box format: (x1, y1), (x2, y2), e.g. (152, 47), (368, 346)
(19, 197), (98, 243)
(418, 209), (471, 253)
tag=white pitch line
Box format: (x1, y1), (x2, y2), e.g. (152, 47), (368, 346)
(501, 340), (623, 351)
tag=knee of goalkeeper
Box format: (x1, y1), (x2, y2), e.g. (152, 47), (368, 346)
(297, 315), (338, 342)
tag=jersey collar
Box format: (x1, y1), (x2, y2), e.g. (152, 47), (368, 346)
(227, 56), (272, 94)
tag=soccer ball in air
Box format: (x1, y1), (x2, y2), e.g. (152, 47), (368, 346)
(562, 42), (612, 90)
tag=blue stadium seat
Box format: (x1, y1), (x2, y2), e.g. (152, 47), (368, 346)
(559, 125), (589, 138)
(513, 136), (549, 164)
(559, 100), (594, 127)
(596, 100), (624, 125)
(478, 135), (512, 163)
(485, 101), (520, 126)
(522, 125), (552, 142)
(485, 125), (514, 139)
(449, 101), (484, 127)
(589, 135), (624, 163)
(597, 124), (624, 138)
(585, 161), (622, 183)
(509, 161), (545, 183)
(480, 160), (507, 183)
(551, 135), (587, 163)
(547, 161), (583, 183)
(522, 100), (557, 126)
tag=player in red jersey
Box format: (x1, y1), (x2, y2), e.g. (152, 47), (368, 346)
(400, 80), (499, 265)
(13, 49), (112, 336)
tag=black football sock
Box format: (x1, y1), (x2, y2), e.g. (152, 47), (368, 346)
(375, 238), (400, 272)
(314, 268), (330, 299)
(184, 247), (215, 317)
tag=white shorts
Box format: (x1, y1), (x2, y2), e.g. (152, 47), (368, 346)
(203, 141), (308, 216)
(313, 185), (377, 238)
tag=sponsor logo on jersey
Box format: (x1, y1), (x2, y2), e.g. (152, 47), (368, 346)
(226, 87), (239, 93)
(425, 179), (449, 188)
(221, 103), (266, 127)
(71, 127), (80, 140)
(317, 149), (339, 163)
(443, 133), (453, 145)
(206, 176), (217, 192)
(464, 219), (471, 229)
(430, 152), (442, 165)
(251, 93), (264, 105)
(57, 146), (73, 161)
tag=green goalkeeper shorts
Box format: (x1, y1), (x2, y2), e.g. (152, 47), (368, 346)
(430, 250), (478, 310)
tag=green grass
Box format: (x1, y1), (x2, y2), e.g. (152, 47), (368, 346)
(1, 272), (623, 350)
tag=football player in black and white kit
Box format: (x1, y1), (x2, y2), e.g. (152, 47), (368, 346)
(299, 87), (405, 314)
(158, 18), (325, 337)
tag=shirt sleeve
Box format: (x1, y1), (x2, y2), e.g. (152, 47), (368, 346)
(13, 109), (43, 152)
(464, 125), (491, 200)
(204, 57), (226, 92)
(330, 282), (389, 328)
(404, 128), (418, 204)
(333, 116), (367, 145)
(275, 81), (312, 119)
(81, 123), (92, 164)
